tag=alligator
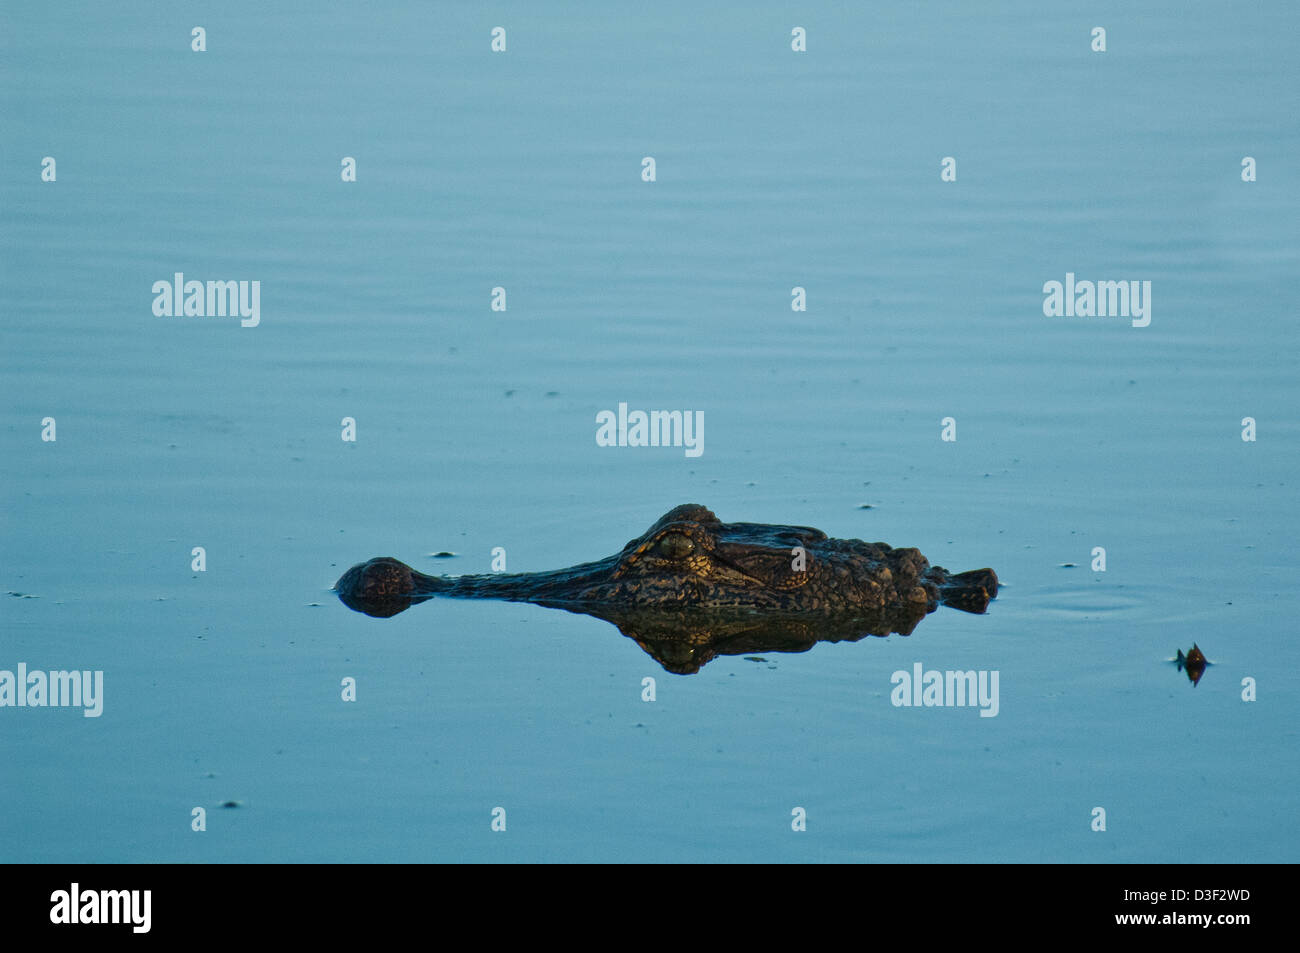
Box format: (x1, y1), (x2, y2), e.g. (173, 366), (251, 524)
(334, 505), (998, 671)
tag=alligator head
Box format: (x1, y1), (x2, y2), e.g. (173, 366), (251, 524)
(334, 504), (999, 651)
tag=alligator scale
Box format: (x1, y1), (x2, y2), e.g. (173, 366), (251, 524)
(335, 505), (999, 673)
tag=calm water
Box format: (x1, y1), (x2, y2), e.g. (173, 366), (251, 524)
(2, 1), (1297, 862)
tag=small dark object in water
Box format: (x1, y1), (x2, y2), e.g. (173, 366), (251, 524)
(1175, 644), (1209, 686)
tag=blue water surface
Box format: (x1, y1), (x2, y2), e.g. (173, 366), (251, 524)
(2, 1), (1297, 862)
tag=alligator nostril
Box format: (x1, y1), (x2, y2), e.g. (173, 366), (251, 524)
(336, 557), (413, 598)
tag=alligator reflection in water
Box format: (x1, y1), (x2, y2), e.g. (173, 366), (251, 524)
(334, 504), (1000, 674)
(341, 598), (951, 675)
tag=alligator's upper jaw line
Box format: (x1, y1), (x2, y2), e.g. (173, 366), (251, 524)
(707, 550), (786, 591)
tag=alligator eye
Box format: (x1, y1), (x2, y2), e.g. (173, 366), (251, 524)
(655, 532), (695, 559)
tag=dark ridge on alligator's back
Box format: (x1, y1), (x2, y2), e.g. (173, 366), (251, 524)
(334, 503), (999, 619)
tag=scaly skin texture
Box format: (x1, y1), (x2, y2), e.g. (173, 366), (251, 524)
(334, 504), (998, 619)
